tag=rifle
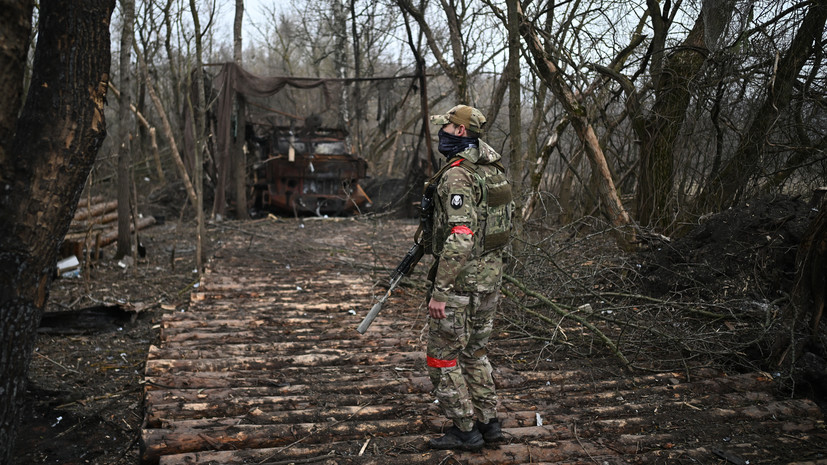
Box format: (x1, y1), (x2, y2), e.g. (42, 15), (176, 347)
(356, 242), (424, 334)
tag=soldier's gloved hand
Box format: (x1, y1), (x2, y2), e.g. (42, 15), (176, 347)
(428, 298), (447, 319)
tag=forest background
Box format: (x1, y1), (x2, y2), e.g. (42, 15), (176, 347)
(0, 0), (826, 463)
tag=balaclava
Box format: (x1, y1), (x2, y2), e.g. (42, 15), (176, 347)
(437, 129), (478, 158)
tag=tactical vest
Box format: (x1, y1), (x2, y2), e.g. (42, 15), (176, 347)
(416, 156), (513, 257)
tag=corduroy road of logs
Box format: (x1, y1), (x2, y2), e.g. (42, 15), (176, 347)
(141, 219), (826, 465)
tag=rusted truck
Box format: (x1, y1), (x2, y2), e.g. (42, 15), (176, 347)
(247, 122), (372, 216)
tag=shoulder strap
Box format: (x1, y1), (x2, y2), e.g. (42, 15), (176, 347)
(425, 156), (465, 190)
(414, 157), (465, 245)
(457, 158), (505, 174)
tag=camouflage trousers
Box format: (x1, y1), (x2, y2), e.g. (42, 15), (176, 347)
(426, 290), (499, 432)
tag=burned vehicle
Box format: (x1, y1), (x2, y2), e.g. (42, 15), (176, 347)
(247, 121), (372, 216)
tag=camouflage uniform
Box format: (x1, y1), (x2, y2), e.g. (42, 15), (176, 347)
(426, 139), (506, 432)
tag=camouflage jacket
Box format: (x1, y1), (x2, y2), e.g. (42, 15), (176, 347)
(431, 140), (507, 302)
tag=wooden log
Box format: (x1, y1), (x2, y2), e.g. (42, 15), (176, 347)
(152, 435), (628, 465)
(196, 275), (371, 290)
(68, 210), (118, 231)
(143, 395), (821, 460)
(159, 333), (409, 349)
(190, 299), (371, 313)
(158, 325), (367, 342)
(144, 351), (423, 375)
(161, 305), (374, 320)
(64, 215), (156, 250)
(507, 371), (776, 405)
(152, 375), (435, 400)
(160, 316), (346, 329)
(158, 405), (403, 429)
(72, 199), (117, 221)
(146, 393), (494, 428)
(155, 436), (449, 465)
(144, 389), (432, 419)
(76, 194), (105, 209)
(97, 215), (156, 247)
(146, 395), (315, 419)
(143, 388), (445, 424)
(161, 451), (453, 465)
(147, 341), (416, 359)
(144, 363), (418, 389)
(141, 418), (428, 464)
(145, 377), (416, 405)
(186, 284), (380, 297)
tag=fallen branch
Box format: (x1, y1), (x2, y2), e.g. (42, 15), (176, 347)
(501, 287), (568, 342)
(502, 273), (630, 367)
(594, 291), (727, 319)
(34, 351), (80, 374)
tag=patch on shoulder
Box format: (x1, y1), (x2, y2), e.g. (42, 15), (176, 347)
(450, 194), (464, 209)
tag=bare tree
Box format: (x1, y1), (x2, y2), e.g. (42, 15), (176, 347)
(395, 0), (475, 103)
(505, 0), (525, 233)
(112, 0), (826, 235)
(517, 3), (633, 237)
(631, 1), (724, 228)
(0, 0), (114, 460)
(697, 0), (827, 211)
(116, 0), (137, 259)
(233, 0), (249, 219)
(135, 38), (198, 209)
(188, 0), (208, 269)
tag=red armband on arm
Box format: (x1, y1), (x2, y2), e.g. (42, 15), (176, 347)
(450, 225), (473, 236)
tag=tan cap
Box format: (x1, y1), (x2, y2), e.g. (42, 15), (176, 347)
(430, 105), (486, 133)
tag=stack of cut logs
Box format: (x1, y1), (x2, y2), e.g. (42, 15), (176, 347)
(62, 195), (155, 260)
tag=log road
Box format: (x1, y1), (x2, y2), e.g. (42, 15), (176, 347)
(141, 219), (826, 464)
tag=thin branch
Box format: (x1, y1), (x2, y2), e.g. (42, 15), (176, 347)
(503, 273), (630, 367)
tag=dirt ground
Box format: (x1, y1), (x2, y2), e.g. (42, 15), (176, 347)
(11, 193), (827, 464)
(13, 219), (210, 465)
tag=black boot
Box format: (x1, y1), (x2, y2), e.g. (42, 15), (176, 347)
(428, 425), (484, 451)
(476, 418), (504, 443)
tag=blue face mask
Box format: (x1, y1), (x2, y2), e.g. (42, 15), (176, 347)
(437, 128), (478, 158)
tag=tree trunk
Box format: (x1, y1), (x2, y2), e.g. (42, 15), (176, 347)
(0, 0), (114, 461)
(506, 0), (524, 235)
(232, 0), (249, 220)
(332, 0), (351, 134)
(189, 0), (207, 270)
(0, 1), (33, 171)
(116, 0), (136, 259)
(634, 4), (710, 229)
(349, 0), (364, 156)
(399, 8), (435, 212)
(524, 117), (567, 221)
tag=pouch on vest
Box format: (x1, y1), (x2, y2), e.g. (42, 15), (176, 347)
(473, 164), (514, 254)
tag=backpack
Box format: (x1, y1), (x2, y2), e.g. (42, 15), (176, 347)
(416, 156), (513, 256)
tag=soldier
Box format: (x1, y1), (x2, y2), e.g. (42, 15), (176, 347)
(422, 104), (513, 451)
